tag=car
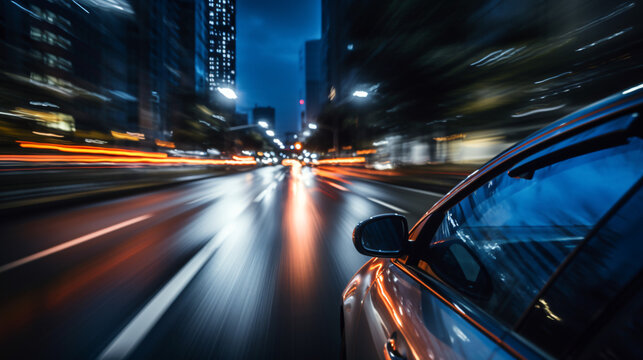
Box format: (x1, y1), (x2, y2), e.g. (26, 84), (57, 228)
(341, 85), (643, 360)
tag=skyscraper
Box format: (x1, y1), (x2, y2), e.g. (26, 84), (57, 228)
(0, 0), (135, 133)
(177, 0), (209, 98)
(207, 0), (236, 92)
(303, 39), (324, 130)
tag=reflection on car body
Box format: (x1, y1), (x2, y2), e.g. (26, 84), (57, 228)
(341, 86), (643, 360)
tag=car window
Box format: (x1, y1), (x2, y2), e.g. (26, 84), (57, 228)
(576, 284), (643, 360)
(413, 116), (643, 327)
(517, 182), (643, 358)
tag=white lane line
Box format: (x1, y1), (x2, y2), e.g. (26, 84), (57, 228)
(98, 223), (235, 360)
(325, 180), (349, 192)
(0, 214), (152, 274)
(361, 179), (445, 197)
(254, 182), (277, 203)
(367, 197), (408, 214)
(277, 172), (286, 182)
(187, 193), (221, 205)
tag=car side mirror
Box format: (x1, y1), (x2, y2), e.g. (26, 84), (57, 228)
(353, 214), (408, 257)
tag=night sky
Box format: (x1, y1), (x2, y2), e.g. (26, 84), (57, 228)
(236, 0), (321, 135)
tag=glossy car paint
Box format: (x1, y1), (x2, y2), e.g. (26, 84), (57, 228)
(341, 87), (643, 360)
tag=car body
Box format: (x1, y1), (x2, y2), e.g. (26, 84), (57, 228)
(341, 85), (643, 360)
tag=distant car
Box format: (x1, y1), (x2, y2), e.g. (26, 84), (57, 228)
(341, 86), (643, 360)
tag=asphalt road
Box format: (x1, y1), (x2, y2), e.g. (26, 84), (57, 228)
(0, 165), (444, 359)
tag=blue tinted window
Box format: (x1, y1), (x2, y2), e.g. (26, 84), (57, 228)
(518, 184), (643, 357)
(423, 128), (642, 326)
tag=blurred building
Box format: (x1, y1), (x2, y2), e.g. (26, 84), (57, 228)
(176, 0), (209, 99)
(302, 39), (324, 130)
(207, 0), (236, 92)
(318, 0), (643, 164)
(0, 0), (136, 136)
(321, 0), (354, 104)
(131, 0), (182, 140)
(232, 112), (248, 127)
(0, 0), (241, 148)
(252, 106), (275, 128)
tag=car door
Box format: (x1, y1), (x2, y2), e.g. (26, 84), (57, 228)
(352, 111), (643, 359)
(353, 257), (507, 360)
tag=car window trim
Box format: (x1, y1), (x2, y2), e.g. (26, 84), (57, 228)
(411, 107), (642, 251)
(399, 109), (643, 357)
(423, 99), (642, 221)
(507, 121), (635, 179)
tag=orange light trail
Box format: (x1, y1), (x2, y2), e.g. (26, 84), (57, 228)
(17, 141), (168, 158)
(356, 149), (377, 155)
(154, 139), (175, 148)
(317, 156), (365, 165)
(0, 154), (256, 166)
(6, 140), (256, 166)
(281, 159), (302, 167)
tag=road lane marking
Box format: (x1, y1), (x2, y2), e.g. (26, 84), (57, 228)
(323, 180), (349, 192)
(367, 197), (408, 214)
(361, 179), (445, 197)
(0, 214), (152, 274)
(187, 193), (221, 205)
(254, 182), (277, 202)
(97, 223), (235, 360)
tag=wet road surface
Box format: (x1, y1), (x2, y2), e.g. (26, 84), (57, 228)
(0, 165), (443, 359)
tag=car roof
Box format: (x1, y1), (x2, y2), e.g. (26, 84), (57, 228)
(425, 84), (643, 216)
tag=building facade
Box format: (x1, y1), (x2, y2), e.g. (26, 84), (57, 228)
(0, 0), (136, 135)
(207, 0), (236, 91)
(303, 39), (324, 130)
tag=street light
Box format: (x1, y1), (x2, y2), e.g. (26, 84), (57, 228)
(352, 90), (368, 98)
(266, 130), (275, 137)
(216, 87), (238, 99)
(308, 123), (318, 130)
(258, 121), (269, 128)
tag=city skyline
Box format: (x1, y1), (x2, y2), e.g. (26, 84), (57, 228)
(236, 0), (320, 134)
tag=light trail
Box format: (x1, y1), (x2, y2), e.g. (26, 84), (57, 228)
(17, 141), (169, 158)
(317, 156), (366, 165)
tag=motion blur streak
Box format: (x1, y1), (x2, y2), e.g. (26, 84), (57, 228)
(98, 224), (236, 360)
(0, 155), (256, 166)
(0, 165), (445, 358)
(281, 165), (321, 305)
(281, 159), (302, 167)
(323, 179), (349, 192)
(316, 157), (366, 165)
(0, 214), (152, 274)
(311, 167), (353, 185)
(17, 141), (169, 158)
